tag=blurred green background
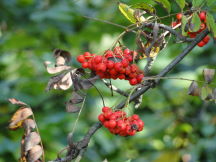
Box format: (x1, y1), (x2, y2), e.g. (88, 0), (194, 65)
(0, 0), (216, 162)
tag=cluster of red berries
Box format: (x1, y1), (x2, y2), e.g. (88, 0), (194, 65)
(172, 12), (211, 47)
(76, 47), (144, 85)
(98, 107), (144, 136)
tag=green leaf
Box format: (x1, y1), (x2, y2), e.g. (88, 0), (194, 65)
(175, 0), (185, 10)
(206, 0), (216, 7)
(118, 3), (137, 23)
(153, 0), (171, 13)
(192, 0), (204, 8)
(132, 2), (155, 14)
(206, 12), (216, 39)
(181, 15), (188, 36)
(189, 12), (201, 32)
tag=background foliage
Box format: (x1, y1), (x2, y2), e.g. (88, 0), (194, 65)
(0, 0), (216, 161)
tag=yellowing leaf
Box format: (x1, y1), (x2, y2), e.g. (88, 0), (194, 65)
(9, 107), (33, 130)
(140, 43), (160, 59)
(132, 2), (155, 14)
(118, 3), (146, 23)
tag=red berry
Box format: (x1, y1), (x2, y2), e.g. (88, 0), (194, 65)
(121, 59), (129, 67)
(176, 13), (183, 20)
(200, 23), (206, 30)
(97, 63), (107, 72)
(94, 55), (103, 64)
(129, 78), (138, 85)
(199, 11), (206, 21)
(171, 21), (178, 27)
(136, 74), (144, 82)
(108, 120), (117, 128)
(132, 114), (139, 120)
(106, 60), (114, 69)
(114, 62), (123, 71)
(123, 48), (130, 55)
(203, 35), (210, 43)
(98, 114), (105, 122)
(83, 52), (91, 60)
(197, 41), (205, 47)
(104, 111), (112, 119)
(102, 107), (111, 113)
(104, 50), (114, 58)
(82, 62), (88, 68)
(118, 74), (126, 80)
(77, 55), (85, 63)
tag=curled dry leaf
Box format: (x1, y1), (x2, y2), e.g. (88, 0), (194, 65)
(8, 98), (27, 106)
(23, 119), (36, 130)
(54, 49), (71, 66)
(44, 61), (71, 74)
(203, 68), (215, 84)
(9, 108), (33, 130)
(66, 92), (85, 113)
(201, 86), (213, 101)
(27, 145), (42, 162)
(24, 132), (41, 152)
(188, 81), (200, 96)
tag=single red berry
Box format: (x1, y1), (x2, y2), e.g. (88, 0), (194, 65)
(129, 78), (138, 85)
(108, 120), (117, 128)
(94, 55), (103, 64)
(98, 114), (105, 122)
(82, 62), (88, 68)
(171, 21), (178, 27)
(121, 59), (129, 67)
(176, 13), (183, 20)
(199, 11), (206, 21)
(132, 114), (140, 120)
(136, 74), (144, 82)
(118, 74), (126, 80)
(104, 50), (114, 58)
(200, 23), (206, 30)
(104, 111), (112, 119)
(77, 55), (86, 63)
(114, 62), (123, 72)
(106, 60), (114, 69)
(97, 63), (107, 72)
(83, 52), (91, 60)
(102, 107), (111, 113)
(203, 35), (210, 43)
(123, 48), (130, 55)
(197, 41), (205, 47)
(109, 69), (117, 75)
(104, 121), (110, 128)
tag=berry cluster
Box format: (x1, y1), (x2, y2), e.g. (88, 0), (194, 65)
(98, 107), (144, 136)
(77, 47), (144, 85)
(172, 12), (211, 47)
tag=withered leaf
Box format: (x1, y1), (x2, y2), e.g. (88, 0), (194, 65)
(70, 92), (84, 104)
(24, 132), (41, 152)
(188, 81), (200, 96)
(203, 68), (215, 84)
(9, 108), (33, 130)
(66, 92), (85, 113)
(8, 98), (28, 107)
(27, 145), (42, 162)
(78, 75), (100, 90)
(44, 61), (71, 74)
(23, 119), (36, 132)
(54, 49), (71, 66)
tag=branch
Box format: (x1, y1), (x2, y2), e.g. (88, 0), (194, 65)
(141, 22), (194, 42)
(50, 29), (209, 161)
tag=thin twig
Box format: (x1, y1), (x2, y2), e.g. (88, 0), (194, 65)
(102, 79), (128, 97)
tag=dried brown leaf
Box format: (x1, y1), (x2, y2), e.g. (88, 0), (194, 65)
(8, 98), (27, 106)
(66, 103), (81, 113)
(23, 119), (36, 135)
(70, 92), (84, 104)
(188, 81), (200, 96)
(203, 68), (215, 83)
(9, 108), (33, 130)
(27, 145), (42, 162)
(201, 86), (214, 101)
(24, 132), (41, 152)
(78, 75), (99, 90)
(44, 61), (71, 74)
(54, 49), (71, 66)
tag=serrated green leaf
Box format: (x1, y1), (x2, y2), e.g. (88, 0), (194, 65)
(189, 12), (201, 32)
(118, 3), (137, 24)
(175, 0), (185, 10)
(132, 2), (155, 14)
(181, 15), (188, 36)
(153, 0), (171, 13)
(206, 12), (216, 39)
(192, 0), (204, 8)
